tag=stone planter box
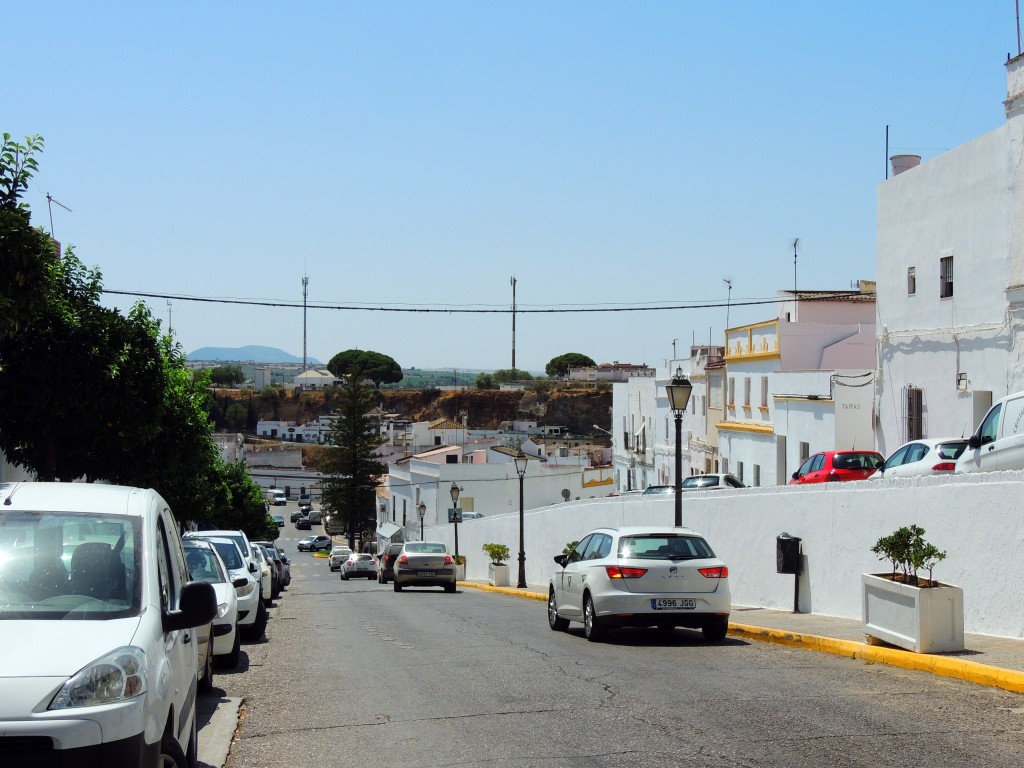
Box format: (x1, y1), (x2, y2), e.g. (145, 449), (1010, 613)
(861, 572), (964, 653)
(488, 563), (509, 587)
(455, 564), (466, 581)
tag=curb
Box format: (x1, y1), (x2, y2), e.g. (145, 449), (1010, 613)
(460, 581), (1024, 695)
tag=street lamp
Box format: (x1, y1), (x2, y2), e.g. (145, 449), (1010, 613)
(449, 481), (461, 559)
(418, 503), (426, 541)
(514, 450), (529, 589)
(665, 367), (693, 527)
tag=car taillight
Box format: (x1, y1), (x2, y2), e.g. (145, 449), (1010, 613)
(444, 555), (454, 565)
(932, 462), (956, 471)
(699, 566), (728, 579)
(399, 555), (408, 564)
(605, 565), (647, 579)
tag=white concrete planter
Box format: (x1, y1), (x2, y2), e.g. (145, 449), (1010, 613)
(861, 573), (965, 653)
(455, 564), (466, 581)
(488, 563), (509, 587)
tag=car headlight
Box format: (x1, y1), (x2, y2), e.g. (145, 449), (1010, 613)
(49, 647), (147, 710)
(235, 579), (257, 597)
(217, 601), (231, 619)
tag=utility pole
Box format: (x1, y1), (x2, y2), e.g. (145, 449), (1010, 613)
(302, 274), (309, 371)
(166, 300), (173, 335)
(511, 276), (517, 371)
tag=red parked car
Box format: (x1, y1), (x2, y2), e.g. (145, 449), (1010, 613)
(789, 450), (884, 484)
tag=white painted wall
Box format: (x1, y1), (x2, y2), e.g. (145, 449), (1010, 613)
(428, 471), (1024, 639)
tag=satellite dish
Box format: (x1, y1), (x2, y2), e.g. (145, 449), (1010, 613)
(561, 489), (571, 501)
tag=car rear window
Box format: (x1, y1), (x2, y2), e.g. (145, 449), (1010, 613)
(405, 543), (448, 554)
(937, 441), (968, 460)
(833, 452), (883, 470)
(618, 534), (715, 560)
(681, 476), (720, 488)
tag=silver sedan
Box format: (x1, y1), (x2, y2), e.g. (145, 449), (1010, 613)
(393, 542), (457, 593)
(548, 526), (731, 642)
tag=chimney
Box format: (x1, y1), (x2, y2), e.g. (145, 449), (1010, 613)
(890, 155), (921, 176)
(1005, 53), (1024, 119)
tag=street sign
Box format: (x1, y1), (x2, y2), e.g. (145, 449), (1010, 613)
(448, 508), (463, 523)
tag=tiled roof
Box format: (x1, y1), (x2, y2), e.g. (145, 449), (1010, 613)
(430, 419), (466, 430)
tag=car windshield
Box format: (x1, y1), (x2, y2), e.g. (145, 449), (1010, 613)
(0, 510), (142, 620)
(207, 540), (244, 570)
(618, 534), (715, 560)
(404, 543), (448, 554)
(185, 546), (227, 584)
(681, 476), (719, 488)
(833, 452), (883, 470)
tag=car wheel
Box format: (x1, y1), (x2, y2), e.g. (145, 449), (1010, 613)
(548, 590), (569, 631)
(246, 600), (268, 641)
(160, 727), (189, 768)
(341, 572), (349, 581)
(393, 580), (402, 592)
(702, 618), (729, 642)
(583, 594), (605, 642)
(444, 582), (456, 593)
(221, 629), (241, 669)
(198, 648), (213, 694)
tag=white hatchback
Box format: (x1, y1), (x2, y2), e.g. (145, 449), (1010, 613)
(0, 482), (216, 767)
(548, 526), (731, 642)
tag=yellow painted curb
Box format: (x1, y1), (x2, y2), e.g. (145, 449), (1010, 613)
(729, 623), (1024, 695)
(459, 581), (547, 601)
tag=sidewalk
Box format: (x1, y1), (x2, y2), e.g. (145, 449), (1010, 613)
(461, 581), (1024, 695)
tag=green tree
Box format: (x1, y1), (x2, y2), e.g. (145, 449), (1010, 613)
(327, 349), (403, 388)
(203, 459), (278, 541)
(260, 385), (283, 419)
(320, 374), (387, 548)
(225, 402), (248, 430)
(476, 372), (497, 390)
(0, 133), (53, 339)
(210, 365), (244, 386)
(492, 368), (533, 384)
(545, 352), (595, 378)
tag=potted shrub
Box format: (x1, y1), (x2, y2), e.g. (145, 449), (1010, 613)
(482, 543), (510, 587)
(454, 554), (467, 581)
(862, 525), (964, 653)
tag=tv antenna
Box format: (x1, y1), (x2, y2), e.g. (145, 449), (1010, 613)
(792, 237), (800, 316)
(46, 193), (72, 241)
(723, 278), (733, 331)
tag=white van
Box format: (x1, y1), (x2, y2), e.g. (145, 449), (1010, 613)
(0, 482), (216, 766)
(268, 489), (287, 506)
(956, 390), (1024, 473)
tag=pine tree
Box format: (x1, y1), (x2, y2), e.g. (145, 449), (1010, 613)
(320, 374), (387, 549)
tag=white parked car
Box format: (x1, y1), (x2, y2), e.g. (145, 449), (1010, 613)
(328, 545), (353, 571)
(957, 390), (1024, 473)
(184, 539), (242, 669)
(251, 544), (273, 605)
(0, 482), (216, 766)
(192, 536), (267, 641)
(871, 438), (969, 479)
(548, 526), (731, 642)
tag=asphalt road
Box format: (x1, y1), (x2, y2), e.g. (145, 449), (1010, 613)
(216, 528), (1024, 768)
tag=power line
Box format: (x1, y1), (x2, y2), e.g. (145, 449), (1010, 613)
(103, 289), (863, 315)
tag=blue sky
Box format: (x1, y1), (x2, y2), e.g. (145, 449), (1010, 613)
(8, 2), (1015, 372)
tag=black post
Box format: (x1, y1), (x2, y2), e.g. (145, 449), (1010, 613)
(454, 521), (459, 560)
(674, 412), (683, 527)
(517, 473), (526, 588)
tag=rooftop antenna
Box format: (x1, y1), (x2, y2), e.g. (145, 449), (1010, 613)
(302, 274), (309, 371)
(166, 300), (173, 336)
(723, 278), (733, 331)
(1018, 0), (1022, 56)
(792, 237), (800, 319)
(45, 193), (71, 249)
(511, 276), (517, 371)
(672, 338), (677, 361)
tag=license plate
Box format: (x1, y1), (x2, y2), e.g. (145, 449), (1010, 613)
(651, 598), (696, 610)
(416, 571), (436, 577)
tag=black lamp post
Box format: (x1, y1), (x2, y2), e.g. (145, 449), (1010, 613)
(665, 367), (693, 527)
(514, 450), (529, 589)
(449, 481), (461, 559)
(418, 503), (426, 541)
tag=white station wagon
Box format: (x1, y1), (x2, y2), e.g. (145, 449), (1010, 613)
(0, 482), (216, 767)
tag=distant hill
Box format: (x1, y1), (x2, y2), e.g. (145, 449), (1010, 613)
(188, 346), (321, 365)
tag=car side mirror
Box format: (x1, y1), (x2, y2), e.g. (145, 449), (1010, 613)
(232, 577), (249, 589)
(968, 434), (980, 449)
(164, 580), (217, 633)
(791, 471), (799, 480)
(248, 562), (258, 573)
(553, 554), (568, 567)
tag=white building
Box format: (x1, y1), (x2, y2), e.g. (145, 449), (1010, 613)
(294, 369), (338, 389)
(875, 54), (1024, 455)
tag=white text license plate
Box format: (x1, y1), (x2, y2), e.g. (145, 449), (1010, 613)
(652, 598), (696, 610)
(417, 571), (436, 577)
